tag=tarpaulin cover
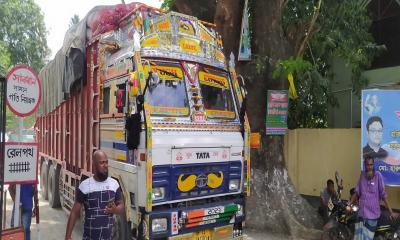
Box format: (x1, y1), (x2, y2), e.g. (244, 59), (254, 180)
(38, 2), (141, 115)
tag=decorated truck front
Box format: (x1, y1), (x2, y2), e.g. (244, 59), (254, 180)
(36, 4), (250, 240)
(102, 9), (250, 239)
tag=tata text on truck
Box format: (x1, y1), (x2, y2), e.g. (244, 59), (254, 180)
(36, 3), (250, 240)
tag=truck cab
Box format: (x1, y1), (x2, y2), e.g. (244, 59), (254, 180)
(36, 5), (250, 240)
(99, 9), (250, 240)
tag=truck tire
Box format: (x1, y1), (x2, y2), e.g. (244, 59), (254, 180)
(48, 164), (61, 208)
(112, 213), (132, 240)
(40, 161), (49, 200)
(59, 170), (65, 208)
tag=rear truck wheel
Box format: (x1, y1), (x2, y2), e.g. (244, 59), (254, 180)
(48, 164), (61, 208)
(136, 216), (147, 240)
(40, 160), (49, 200)
(112, 213), (132, 240)
(59, 169), (65, 208)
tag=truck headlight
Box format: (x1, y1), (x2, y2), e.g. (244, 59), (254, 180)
(229, 179), (240, 191)
(152, 218), (167, 232)
(152, 187), (166, 201)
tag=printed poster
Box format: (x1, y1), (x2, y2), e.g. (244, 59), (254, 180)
(361, 90), (400, 186)
(265, 90), (288, 135)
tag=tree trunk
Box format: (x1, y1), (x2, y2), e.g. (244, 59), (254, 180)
(173, 0), (193, 16)
(214, 0), (243, 58)
(173, 0), (323, 237)
(228, 1), (318, 237)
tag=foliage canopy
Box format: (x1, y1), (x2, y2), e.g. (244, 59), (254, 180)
(0, 0), (49, 132)
(276, 0), (382, 128)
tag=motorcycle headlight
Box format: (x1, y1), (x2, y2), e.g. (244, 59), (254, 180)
(229, 179), (240, 191)
(152, 187), (166, 201)
(351, 205), (359, 212)
(152, 218), (167, 232)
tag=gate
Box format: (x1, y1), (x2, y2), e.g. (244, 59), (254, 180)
(0, 74), (6, 233)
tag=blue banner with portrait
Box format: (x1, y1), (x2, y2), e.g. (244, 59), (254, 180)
(362, 90), (400, 186)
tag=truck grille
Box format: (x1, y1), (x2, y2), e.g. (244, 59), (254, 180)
(152, 161), (241, 203)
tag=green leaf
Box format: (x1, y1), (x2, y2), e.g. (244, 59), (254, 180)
(0, 0), (50, 72)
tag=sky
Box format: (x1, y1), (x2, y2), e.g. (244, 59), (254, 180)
(34, 0), (162, 59)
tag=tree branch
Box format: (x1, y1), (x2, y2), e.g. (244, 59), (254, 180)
(296, 0), (323, 57)
(173, 0), (193, 15)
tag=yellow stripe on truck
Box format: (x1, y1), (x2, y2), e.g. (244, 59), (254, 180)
(100, 130), (125, 141)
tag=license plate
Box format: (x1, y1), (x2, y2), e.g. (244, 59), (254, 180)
(192, 229), (212, 240)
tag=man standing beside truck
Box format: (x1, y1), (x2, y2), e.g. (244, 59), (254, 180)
(65, 150), (125, 240)
(9, 184), (38, 240)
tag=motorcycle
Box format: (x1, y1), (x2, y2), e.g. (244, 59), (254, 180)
(322, 172), (400, 240)
(322, 172), (358, 240)
(373, 207), (400, 240)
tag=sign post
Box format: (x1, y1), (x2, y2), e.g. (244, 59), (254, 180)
(4, 65), (41, 230)
(0, 74), (7, 234)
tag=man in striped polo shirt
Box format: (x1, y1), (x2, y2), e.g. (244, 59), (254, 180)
(65, 150), (125, 240)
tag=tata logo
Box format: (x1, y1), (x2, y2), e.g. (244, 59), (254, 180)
(196, 152), (210, 159)
(196, 174), (207, 188)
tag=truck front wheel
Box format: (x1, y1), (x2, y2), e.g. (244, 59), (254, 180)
(40, 160), (49, 200)
(112, 213), (132, 240)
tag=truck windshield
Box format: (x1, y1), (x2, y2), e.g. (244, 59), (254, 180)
(144, 62), (189, 116)
(199, 68), (236, 119)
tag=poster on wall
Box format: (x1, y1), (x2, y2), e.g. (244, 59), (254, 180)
(265, 90), (288, 135)
(238, 0), (251, 61)
(361, 89), (400, 186)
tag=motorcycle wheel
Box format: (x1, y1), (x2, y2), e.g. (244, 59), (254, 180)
(322, 225), (352, 240)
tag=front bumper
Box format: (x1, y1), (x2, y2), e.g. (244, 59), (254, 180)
(169, 225), (245, 240)
(148, 198), (245, 239)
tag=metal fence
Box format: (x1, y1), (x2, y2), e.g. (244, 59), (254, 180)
(0, 75), (6, 233)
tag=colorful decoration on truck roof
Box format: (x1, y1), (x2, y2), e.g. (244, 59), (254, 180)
(134, 12), (226, 69)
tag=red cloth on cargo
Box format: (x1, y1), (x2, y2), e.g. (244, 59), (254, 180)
(88, 3), (140, 38)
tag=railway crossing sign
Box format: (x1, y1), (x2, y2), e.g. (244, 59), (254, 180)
(3, 65), (41, 228)
(4, 142), (38, 184)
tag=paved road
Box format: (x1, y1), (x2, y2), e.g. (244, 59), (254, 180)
(3, 185), (289, 240)
(4, 185), (83, 240)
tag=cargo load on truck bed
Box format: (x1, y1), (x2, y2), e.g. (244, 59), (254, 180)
(38, 3), (142, 115)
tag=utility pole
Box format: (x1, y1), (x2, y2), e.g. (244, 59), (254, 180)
(0, 75), (6, 234)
